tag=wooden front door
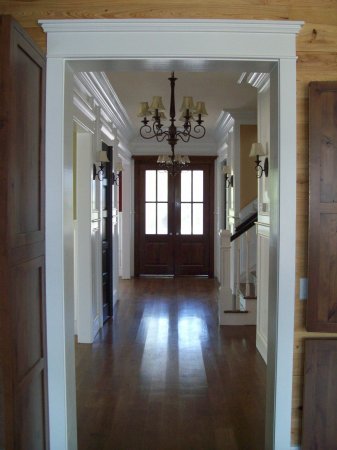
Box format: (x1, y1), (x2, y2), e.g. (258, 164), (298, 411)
(134, 156), (214, 277)
(0, 15), (49, 449)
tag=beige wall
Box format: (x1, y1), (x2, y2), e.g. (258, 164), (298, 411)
(240, 124), (257, 210)
(1, 1), (336, 445)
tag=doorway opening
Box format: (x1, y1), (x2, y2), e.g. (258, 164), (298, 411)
(41, 19), (301, 450)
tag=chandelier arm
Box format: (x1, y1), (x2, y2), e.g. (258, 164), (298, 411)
(140, 123), (157, 139)
(189, 123), (206, 139)
(175, 130), (192, 143)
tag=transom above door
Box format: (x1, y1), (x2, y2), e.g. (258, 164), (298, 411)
(134, 156), (215, 276)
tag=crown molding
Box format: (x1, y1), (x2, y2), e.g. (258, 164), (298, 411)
(39, 19), (304, 35)
(247, 72), (270, 92)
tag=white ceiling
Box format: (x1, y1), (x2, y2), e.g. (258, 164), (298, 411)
(106, 70), (257, 145)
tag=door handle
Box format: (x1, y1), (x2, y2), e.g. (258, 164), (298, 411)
(176, 232), (180, 236)
(169, 232), (173, 236)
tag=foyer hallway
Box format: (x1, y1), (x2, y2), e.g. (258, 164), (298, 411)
(76, 278), (266, 450)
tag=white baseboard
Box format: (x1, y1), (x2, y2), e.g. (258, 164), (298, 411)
(256, 329), (267, 363)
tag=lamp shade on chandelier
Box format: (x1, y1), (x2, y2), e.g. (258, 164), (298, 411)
(138, 72), (208, 175)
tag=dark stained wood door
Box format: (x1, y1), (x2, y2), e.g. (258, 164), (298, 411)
(0, 16), (49, 449)
(307, 82), (337, 332)
(174, 160), (214, 276)
(134, 156), (214, 277)
(134, 158), (175, 275)
(101, 142), (113, 322)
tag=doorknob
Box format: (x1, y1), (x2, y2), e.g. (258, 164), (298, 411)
(169, 232), (173, 236)
(176, 232), (180, 236)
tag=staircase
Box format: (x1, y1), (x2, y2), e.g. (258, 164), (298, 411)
(218, 213), (257, 326)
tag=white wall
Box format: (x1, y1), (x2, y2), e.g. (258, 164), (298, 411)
(255, 78), (271, 363)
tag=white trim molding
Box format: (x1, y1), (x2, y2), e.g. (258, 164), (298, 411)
(40, 18), (303, 450)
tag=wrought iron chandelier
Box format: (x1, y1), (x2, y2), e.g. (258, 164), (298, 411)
(138, 72), (208, 175)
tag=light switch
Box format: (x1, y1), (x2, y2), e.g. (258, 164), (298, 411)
(299, 277), (308, 300)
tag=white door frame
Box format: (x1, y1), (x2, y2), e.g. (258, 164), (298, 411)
(40, 19), (303, 450)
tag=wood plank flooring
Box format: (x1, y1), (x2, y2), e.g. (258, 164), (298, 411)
(76, 278), (266, 450)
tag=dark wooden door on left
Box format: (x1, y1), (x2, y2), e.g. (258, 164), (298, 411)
(101, 142), (113, 322)
(0, 16), (49, 449)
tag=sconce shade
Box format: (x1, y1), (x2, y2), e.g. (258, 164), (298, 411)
(249, 142), (266, 158)
(97, 150), (110, 163)
(150, 96), (165, 111)
(222, 165), (231, 175)
(180, 96), (195, 112)
(137, 101), (152, 117)
(194, 101), (208, 116)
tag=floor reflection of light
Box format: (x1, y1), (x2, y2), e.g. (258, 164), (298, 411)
(178, 316), (207, 389)
(140, 315), (169, 388)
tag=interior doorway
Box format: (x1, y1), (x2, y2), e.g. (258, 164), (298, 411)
(40, 19), (301, 450)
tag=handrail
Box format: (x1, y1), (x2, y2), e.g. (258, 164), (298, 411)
(230, 212), (257, 242)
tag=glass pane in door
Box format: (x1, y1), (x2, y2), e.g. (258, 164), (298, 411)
(193, 203), (203, 234)
(181, 203), (192, 235)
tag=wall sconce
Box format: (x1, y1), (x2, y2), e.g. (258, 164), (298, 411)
(249, 142), (269, 178)
(112, 157), (123, 186)
(93, 150), (110, 181)
(223, 165), (234, 188)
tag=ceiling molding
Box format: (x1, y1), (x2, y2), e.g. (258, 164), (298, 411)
(40, 19), (304, 35)
(247, 72), (270, 92)
(76, 72), (134, 142)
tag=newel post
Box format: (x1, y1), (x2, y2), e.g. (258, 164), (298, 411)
(219, 229), (233, 324)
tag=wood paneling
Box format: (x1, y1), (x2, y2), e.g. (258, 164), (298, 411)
(0, 0), (335, 445)
(301, 339), (337, 449)
(307, 82), (337, 332)
(0, 15), (48, 449)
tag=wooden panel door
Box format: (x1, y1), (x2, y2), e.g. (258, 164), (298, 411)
(307, 82), (337, 332)
(0, 15), (49, 449)
(101, 142), (113, 322)
(134, 158), (174, 275)
(174, 161), (214, 276)
(302, 339), (337, 449)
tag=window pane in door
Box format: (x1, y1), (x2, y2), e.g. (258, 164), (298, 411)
(146, 203), (156, 234)
(157, 203), (168, 234)
(146, 170), (156, 202)
(193, 170), (203, 202)
(157, 170), (168, 202)
(181, 171), (191, 202)
(193, 203), (203, 235)
(181, 203), (192, 235)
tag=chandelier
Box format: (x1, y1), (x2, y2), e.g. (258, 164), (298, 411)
(137, 72), (208, 175)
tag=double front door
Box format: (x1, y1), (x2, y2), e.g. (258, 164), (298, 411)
(134, 157), (215, 277)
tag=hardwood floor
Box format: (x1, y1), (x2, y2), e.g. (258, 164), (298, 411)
(76, 278), (266, 450)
